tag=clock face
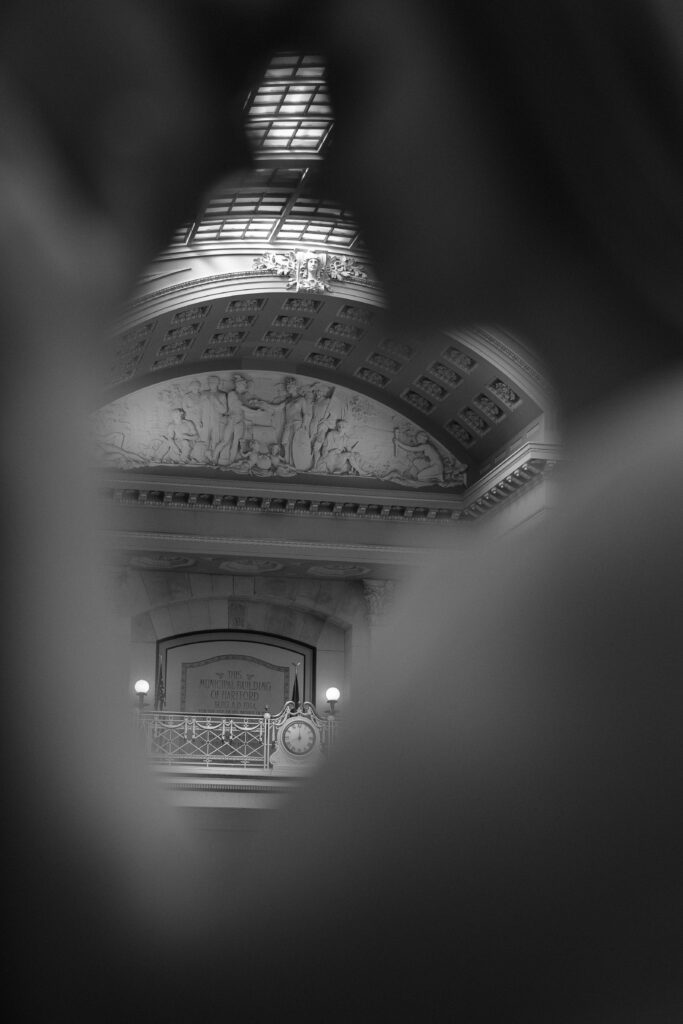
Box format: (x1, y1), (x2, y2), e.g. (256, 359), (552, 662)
(282, 720), (316, 756)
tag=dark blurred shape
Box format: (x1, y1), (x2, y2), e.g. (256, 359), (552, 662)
(0, 0), (299, 256)
(319, 0), (683, 331)
(2, 1), (682, 1022)
(315, 0), (683, 415)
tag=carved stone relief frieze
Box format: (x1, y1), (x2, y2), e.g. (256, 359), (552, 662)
(92, 370), (468, 489)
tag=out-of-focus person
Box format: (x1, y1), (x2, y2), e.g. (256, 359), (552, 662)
(2, 1), (682, 1021)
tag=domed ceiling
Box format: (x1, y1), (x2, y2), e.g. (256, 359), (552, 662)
(97, 52), (561, 582)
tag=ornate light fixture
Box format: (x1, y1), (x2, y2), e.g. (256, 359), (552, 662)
(134, 678), (150, 711)
(325, 686), (340, 715)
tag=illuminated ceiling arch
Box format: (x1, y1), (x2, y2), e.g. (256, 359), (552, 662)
(99, 51), (560, 529)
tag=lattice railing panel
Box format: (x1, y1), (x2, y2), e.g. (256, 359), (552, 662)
(136, 705), (337, 773)
(142, 714), (272, 767)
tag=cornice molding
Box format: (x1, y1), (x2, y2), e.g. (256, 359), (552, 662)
(98, 484), (463, 525)
(465, 442), (561, 502)
(116, 270), (385, 332)
(96, 441), (562, 526)
(102, 529), (428, 562)
(462, 445), (561, 519)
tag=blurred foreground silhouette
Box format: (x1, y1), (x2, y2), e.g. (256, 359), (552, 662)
(2, 1), (682, 1020)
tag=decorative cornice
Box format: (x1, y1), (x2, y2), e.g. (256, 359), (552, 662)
(98, 469), (552, 525)
(96, 442), (562, 525)
(463, 457), (557, 519)
(103, 530), (436, 560)
(117, 269), (385, 330)
(126, 270), (262, 309)
(466, 441), (560, 500)
(97, 481), (463, 525)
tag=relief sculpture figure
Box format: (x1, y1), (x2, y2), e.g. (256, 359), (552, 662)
(314, 419), (363, 475)
(307, 383), (336, 466)
(382, 429), (445, 485)
(397, 430), (444, 483)
(152, 408), (200, 463)
(181, 379), (204, 439)
(257, 376), (312, 468)
(292, 250), (328, 292)
(199, 375), (228, 460)
(181, 379), (208, 461)
(213, 373), (252, 466)
(231, 439), (296, 477)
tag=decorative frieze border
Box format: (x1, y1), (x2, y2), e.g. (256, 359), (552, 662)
(98, 482), (463, 524)
(96, 445), (560, 525)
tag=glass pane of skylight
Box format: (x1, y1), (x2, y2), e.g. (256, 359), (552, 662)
(295, 64), (325, 78)
(268, 126), (298, 139)
(281, 103), (309, 116)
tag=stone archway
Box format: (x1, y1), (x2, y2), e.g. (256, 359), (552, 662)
(121, 573), (370, 712)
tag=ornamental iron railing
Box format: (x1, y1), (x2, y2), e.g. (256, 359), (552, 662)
(136, 700), (336, 772)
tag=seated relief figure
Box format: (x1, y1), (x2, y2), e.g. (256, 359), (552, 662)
(2, 1), (682, 1022)
(153, 408), (200, 464)
(385, 427), (447, 485)
(313, 417), (363, 475)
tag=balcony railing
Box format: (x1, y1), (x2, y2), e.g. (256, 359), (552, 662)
(136, 700), (336, 775)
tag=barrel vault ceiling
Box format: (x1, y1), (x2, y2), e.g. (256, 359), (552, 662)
(98, 52), (561, 585)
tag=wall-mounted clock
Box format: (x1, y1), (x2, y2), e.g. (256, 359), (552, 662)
(281, 718), (317, 756)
